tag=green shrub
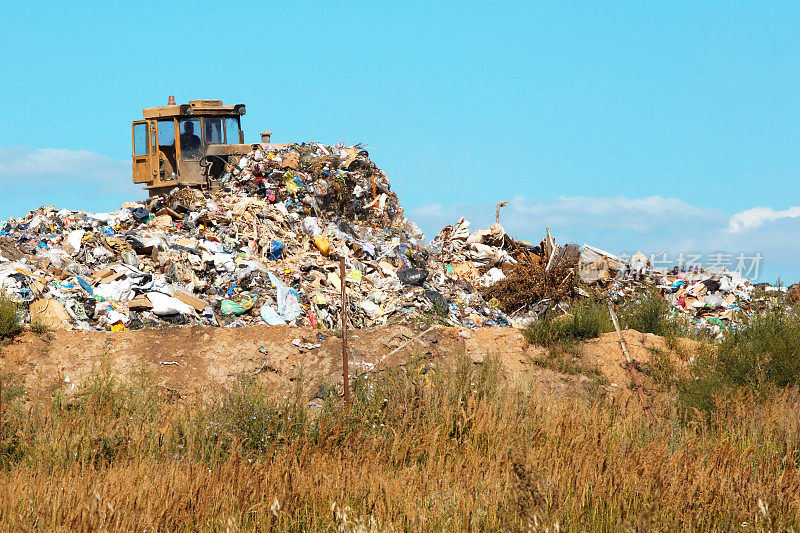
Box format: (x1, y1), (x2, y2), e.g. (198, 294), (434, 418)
(647, 347), (679, 388)
(432, 298), (449, 319)
(525, 300), (612, 346)
(0, 295), (21, 339)
(524, 317), (570, 346)
(680, 309), (800, 414)
(29, 321), (48, 335)
(621, 291), (676, 337)
(715, 309), (800, 387)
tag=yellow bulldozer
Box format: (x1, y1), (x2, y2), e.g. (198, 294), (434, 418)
(131, 96), (279, 195)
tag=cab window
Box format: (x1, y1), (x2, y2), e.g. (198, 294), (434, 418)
(224, 117), (240, 144)
(157, 120), (178, 171)
(157, 120), (175, 147)
(205, 117), (223, 144)
(179, 119), (202, 159)
(133, 123), (148, 156)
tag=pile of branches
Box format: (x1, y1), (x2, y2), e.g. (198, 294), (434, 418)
(482, 259), (576, 314)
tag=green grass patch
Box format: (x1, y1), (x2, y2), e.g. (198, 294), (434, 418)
(530, 341), (608, 384)
(29, 321), (48, 335)
(0, 294), (21, 339)
(525, 300), (613, 347)
(620, 290), (678, 337)
(646, 346), (680, 388)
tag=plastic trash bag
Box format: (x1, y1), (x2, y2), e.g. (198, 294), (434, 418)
(130, 207), (150, 221)
(424, 289), (448, 310)
(65, 230), (85, 256)
(260, 304), (287, 325)
(268, 272), (302, 321)
(345, 269), (363, 284)
(213, 253), (236, 272)
(220, 292), (256, 315)
(361, 242), (376, 258)
(267, 241), (284, 261)
(147, 292), (195, 316)
(359, 299), (382, 318)
(397, 267), (428, 286)
(94, 279), (134, 303)
(477, 267), (506, 287)
(284, 172), (301, 195)
(302, 216), (322, 236)
(313, 235), (331, 256)
(199, 239), (225, 254)
(75, 276), (94, 295)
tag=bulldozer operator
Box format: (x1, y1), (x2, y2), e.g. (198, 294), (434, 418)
(179, 121), (201, 159)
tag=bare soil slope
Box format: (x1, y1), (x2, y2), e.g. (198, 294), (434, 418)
(0, 325), (690, 403)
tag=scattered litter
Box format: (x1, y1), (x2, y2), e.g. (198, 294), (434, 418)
(292, 338), (321, 350)
(254, 360), (279, 375)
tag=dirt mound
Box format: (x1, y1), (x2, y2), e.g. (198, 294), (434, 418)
(1, 325), (692, 405)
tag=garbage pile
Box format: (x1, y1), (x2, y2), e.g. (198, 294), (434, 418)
(577, 246), (758, 334)
(426, 210), (588, 324)
(0, 143), (533, 332)
(658, 268), (754, 328)
(0, 141), (762, 335)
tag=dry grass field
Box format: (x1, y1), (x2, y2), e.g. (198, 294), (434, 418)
(0, 352), (796, 531)
(2, 295), (800, 530)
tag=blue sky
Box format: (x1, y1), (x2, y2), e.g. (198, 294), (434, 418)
(1, 1), (799, 281)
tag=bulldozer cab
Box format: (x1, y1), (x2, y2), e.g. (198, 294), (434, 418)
(131, 97), (250, 195)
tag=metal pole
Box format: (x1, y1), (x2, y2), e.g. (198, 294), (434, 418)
(340, 256), (350, 409)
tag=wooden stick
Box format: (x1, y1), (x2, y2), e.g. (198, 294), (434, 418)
(383, 325), (435, 360)
(495, 201), (508, 223)
(651, 250), (668, 261)
(340, 256), (350, 409)
(607, 302), (653, 421)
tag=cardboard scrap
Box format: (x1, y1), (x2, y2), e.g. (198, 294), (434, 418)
(127, 294), (153, 310)
(151, 215), (173, 228)
(174, 291), (207, 312)
(156, 207), (182, 220)
(451, 262), (480, 281)
(29, 298), (71, 329)
(91, 268), (114, 282)
(98, 271), (125, 285)
(173, 238), (198, 249)
(281, 151), (300, 170)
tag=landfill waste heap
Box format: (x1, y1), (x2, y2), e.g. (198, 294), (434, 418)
(0, 142), (761, 335)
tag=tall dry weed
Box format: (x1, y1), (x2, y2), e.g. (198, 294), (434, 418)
(0, 352), (796, 530)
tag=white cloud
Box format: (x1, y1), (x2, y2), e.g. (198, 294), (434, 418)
(508, 195), (719, 233)
(411, 202), (446, 217)
(411, 195), (724, 238)
(0, 146), (144, 217)
(0, 146), (129, 180)
(728, 206), (800, 232)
